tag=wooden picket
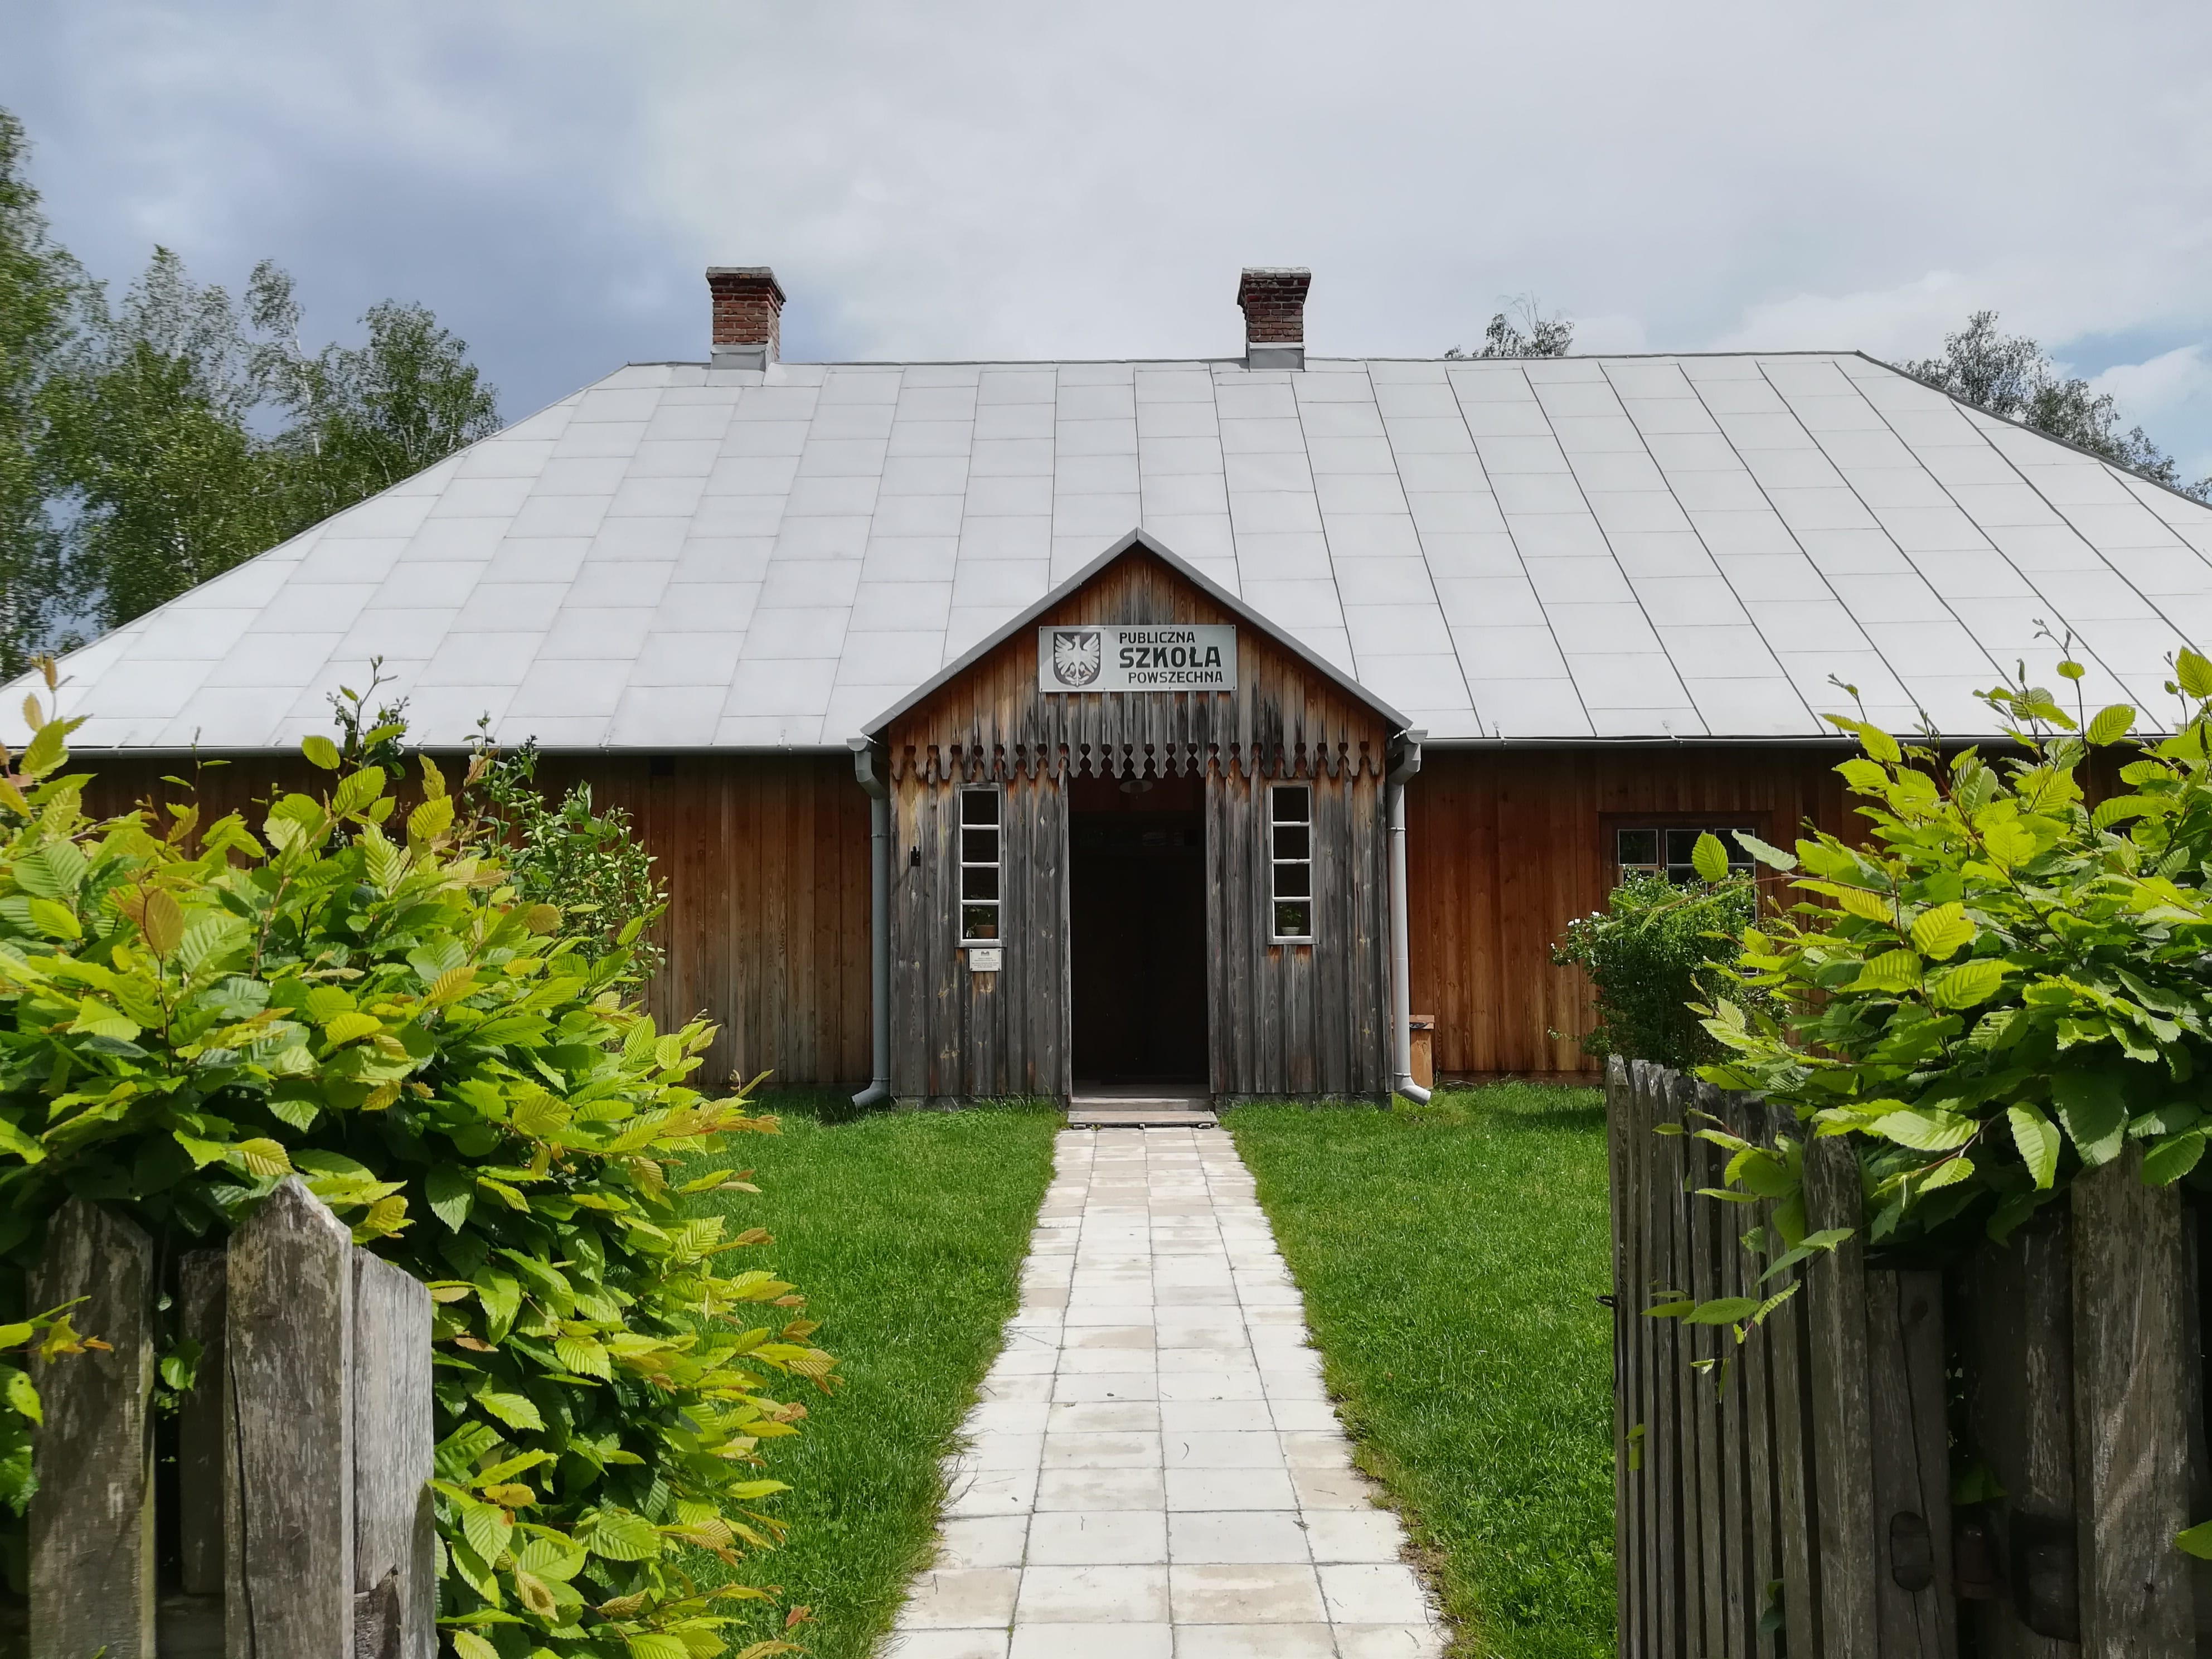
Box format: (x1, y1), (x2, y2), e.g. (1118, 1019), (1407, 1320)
(1608, 1057), (2211, 1658)
(4, 1177), (434, 1659)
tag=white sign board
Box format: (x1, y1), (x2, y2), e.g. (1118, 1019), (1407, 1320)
(967, 946), (1003, 973)
(1037, 624), (1238, 693)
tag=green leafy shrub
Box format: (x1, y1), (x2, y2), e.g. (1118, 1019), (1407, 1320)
(471, 736), (667, 980)
(1696, 651), (2212, 1253)
(0, 679), (830, 1658)
(1551, 844), (1763, 1071)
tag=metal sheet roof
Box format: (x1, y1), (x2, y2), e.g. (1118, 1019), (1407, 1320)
(16, 351), (2212, 751)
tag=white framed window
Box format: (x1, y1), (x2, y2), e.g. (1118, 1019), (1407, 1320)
(959, 787), (1001, 942)
(1269, 783), (1313, 943)
(1614, 824), (1757, 885)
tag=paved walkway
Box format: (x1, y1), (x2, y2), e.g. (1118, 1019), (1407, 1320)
(887, 1126), (1440, 1659)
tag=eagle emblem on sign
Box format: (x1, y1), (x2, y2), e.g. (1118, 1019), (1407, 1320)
(1050, 629), (1103, 687)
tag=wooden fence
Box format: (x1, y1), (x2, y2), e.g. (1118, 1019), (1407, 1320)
(1, 1178), (434, 1659)
(1608, 1056), (2212, 1658)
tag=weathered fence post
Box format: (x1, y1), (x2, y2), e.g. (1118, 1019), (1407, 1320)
(28, 1196), (158, 1659)
(1964, 1209), (2078, 1654)
(1802, 1133), (1879, 1656)
(2070, 1144), (2192, 1656)
(352, 1250), (436, 1659)
(176, 1251), (229, 1602)
(1866, 1269), (1956, 1656)
(226, 1177), (358, 1656)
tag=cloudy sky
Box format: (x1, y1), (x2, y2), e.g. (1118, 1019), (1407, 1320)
(13, 1), (2212, 473)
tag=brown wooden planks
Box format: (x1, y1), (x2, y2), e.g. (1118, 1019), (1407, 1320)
(1404, 745), (1855, 1078)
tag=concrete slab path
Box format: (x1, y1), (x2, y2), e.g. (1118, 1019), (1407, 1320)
(885, 1125), (1442, 1659)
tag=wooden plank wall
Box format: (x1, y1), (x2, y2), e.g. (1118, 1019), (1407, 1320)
(77, 752), (872, 1090)
(881, 547), (1397, 1100)
(1410, 746), (1852, 1076)
(1206, 765), (1389, 1098)
(890, 769), (1069, 1100)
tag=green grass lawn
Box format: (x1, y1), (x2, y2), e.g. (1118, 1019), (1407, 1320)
(697, 1095), (1061, 1658)
(1225, 1083), (1615, 1659)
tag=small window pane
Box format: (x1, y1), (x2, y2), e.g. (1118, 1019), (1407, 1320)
(1274, 901), (1311, 938)
(1272, 785), (1311, 824)
(1272, 823), (1309, 861)
(1616, 828), (1658, 865)
(961, 865), (1000, 901)
(1273, 862), (1311, 899)
(961, 904), (998, 939)
(961, 789), (999, 826)
(962, 827), (998, 862)
(1665, 828), (1703, 865)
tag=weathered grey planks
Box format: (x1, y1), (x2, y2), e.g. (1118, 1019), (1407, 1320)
(352, 1251), (436, 1659)
(1802, 1133), (1880, 1656)
(2070, 1146), (2193, 1656)
(176, 1251), (229, 1598)
(28, 1197), (157, 1659)
(227, 1178), (358, 1657)
(1866, 1270), (1957, 1656)
(1964, 1210), (2078, 1653)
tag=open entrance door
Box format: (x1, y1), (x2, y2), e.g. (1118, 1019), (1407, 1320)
(1068, 771), (1209, 1086)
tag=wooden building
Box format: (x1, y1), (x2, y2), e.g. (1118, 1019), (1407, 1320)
(24, 266), (2212, 1099)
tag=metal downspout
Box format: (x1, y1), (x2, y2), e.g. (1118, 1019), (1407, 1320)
(1386, 730), (1430, 1105)
(848, 739), (892, 1109)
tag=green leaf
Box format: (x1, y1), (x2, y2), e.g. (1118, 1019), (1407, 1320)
(1731, 831), (1797, 871)
(1908, 903), (1974, 962)
(2142, 1131), (2207, 1187)
(1869, 1110), (1980, 1152)
(1931, 959), (2005, 1010)
(583, 1507), (663, 1561)
(300, 734), (342, 770)
(329, 766), (386, 819)
(426, 1165), (474, 1231)
(1849, 948), (1923, 994)
(451, 1632), (502, 1659)
(459, 1497), (513, 1565)
(321, 1010), (382, 1047)
(2177, 648), (2212, 698)
(477, 1390), (544, 1431)
(1681, 1297), (1761, 1325)
(2052, 1071), (2129, 1167)
(2007, 1103), (2061, 1190)
(625, 1637), (689, 1659)
(25, 898), (79, 941)
(2086, 704), (2136, 746)
(1691, 832), (1731, 885)
(2, 1366), (41, 1425)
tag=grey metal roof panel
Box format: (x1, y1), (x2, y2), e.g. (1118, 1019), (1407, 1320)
(17, 352), (2212, 751)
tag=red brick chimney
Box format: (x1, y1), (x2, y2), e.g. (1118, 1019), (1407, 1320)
(707, 266), (785, 370)
(1238, 268), (1310, 370)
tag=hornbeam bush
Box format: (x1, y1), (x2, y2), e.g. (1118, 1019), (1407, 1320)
(0, 670), (832, 1659)
(1685, 648), (2212, 1269)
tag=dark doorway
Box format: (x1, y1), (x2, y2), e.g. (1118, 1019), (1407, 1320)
(1069, 772), (1209, 1085)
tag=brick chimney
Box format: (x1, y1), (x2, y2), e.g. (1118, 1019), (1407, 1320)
(1238, 268), (1310, 370)
(706, 266), (785, 370)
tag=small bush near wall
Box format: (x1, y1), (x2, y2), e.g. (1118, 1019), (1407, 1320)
(0, 669), (831, 1659)
(1551, 860), (1760, 1072)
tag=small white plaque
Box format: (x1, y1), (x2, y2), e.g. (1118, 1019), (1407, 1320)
(968, 947), (1003, 972)
(1038, 624), (1236, 692)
